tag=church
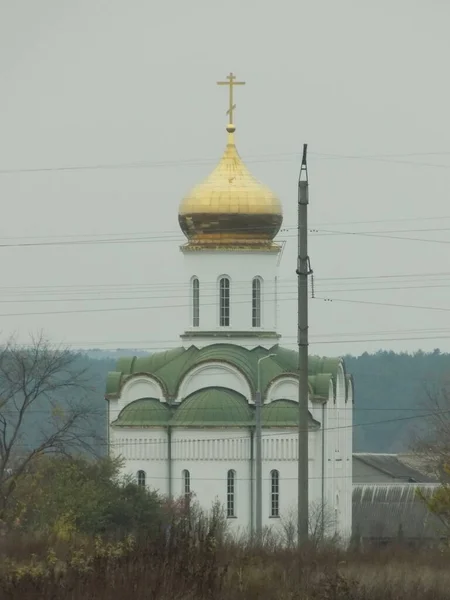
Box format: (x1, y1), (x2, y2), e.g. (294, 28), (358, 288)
(105, 73), (354, 540)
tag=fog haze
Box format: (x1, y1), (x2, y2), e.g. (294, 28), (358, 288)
(1, 0), (449, 356)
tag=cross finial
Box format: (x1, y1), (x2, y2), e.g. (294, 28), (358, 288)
(217, 72), (245, 131)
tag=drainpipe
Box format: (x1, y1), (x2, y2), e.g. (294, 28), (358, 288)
(106, 399), (110, 456)
(321, 403), (325, 535)
(250, 428), (254, 536)
(168, 426), (173, 499)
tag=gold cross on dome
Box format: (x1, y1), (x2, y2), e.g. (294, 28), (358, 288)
(217, 72), (245, 125)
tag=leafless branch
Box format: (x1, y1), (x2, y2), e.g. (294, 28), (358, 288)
(407, 376), (450, 481)
(0, 332), (103, 513)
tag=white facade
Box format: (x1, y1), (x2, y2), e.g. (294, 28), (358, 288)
(108, 358), (353, 541)
(180, 247), (282, 348)
(106, 105), (354, 543)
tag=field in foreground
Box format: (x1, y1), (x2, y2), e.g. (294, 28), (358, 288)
(0, 526), (449, 600)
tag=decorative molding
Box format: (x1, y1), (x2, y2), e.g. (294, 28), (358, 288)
(112, 436), (168, 461)
(181, 330), (280, 340)
(112, 432), (318, 462)
(175, 359), (253, 401)
(180, 244), (281, 253)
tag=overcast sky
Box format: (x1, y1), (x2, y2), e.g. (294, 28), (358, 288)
(1, 0), (450, 357)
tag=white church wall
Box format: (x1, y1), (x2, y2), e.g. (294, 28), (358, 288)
(322, 365), (352, 542)
(171, 429), (252, 532)
(342, 371), (353, 541)
(323, 381), (336, 537)
(110, 427), (170, 497)
(181, 249), (281, 342)
(260, 430), (321, 528)
(108, 375), (352, 542)
(176, 362), (252, 402)
(261, 460), (321, 530)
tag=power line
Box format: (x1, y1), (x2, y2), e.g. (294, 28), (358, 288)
(2, 148), (450, 176)
(314, 296), (450, 314)
(6, 279), (450, 304)
(2, 223), (450, 249)
(3, 214), (450, 245)
(8, 408), (446, 448)
(313, 227), (450, 246)
(0, 284), (450, 319)
(0, 268), (450, 293)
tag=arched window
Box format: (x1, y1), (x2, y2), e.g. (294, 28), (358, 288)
(252, 277), (262, 327)
(270, 470), (279, 517)
(219, 277), (230, 326)
(192, 277), (200, 327)
(137, 470), (146, 488)
(182, 469), (190, 498)
(227, 470), (236, 517)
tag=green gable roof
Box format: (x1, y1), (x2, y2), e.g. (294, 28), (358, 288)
(112, 398), (172, 427)
(171, 387), (253, 427)
(105, 343), (345, 402)
(262, 400), (320, 429)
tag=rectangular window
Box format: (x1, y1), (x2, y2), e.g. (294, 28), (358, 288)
(252, 278), (261, 327)
(183, 470), (190, 497)
(220, 278), (230, 326)
(192, 278), (200, 327)
(227, 470), (236, 517)
(270, 470), (279, 517)
(137, 470), (146, 487)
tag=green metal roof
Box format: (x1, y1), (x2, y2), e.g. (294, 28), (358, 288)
(170, 387), (253, 427)
(262, 400), (320, 429)
(112, 398), (172, 427)
(111, 394), (324, 430)
(105, 343), (346, 402)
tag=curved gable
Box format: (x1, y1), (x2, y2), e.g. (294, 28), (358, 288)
(176, 360), (252, 403)
(119, 374), (166, 410)
(266, 375), (311, 402)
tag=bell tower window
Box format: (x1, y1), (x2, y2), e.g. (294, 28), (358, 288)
(192, 277), (200, 327)
(219, 277), (230, 326)
(252, 277), (262, 327)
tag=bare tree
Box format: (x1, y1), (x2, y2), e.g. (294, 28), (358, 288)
(0, 333), (103, 516)
(280, 501), (337, 548)
(410, 377), (450, 481)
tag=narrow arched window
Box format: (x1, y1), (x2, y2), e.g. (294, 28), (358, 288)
(219, 277), (230, 326)
(270, 470), (279, 517)
(192, 277), (200, 327)
(227, 470), (236, 517)
(137, 470), (146, 488)
(182, 469), (190, 497)
(252, 277), (262, 327)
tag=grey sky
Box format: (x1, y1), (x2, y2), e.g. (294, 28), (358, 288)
(1, 0), (450, 357)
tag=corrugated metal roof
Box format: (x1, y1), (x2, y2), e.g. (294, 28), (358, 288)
(353, 483), (443, 539)
(353, 453), (437, 483)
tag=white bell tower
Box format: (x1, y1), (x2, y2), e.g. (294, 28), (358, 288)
(178, 73), (284, 349)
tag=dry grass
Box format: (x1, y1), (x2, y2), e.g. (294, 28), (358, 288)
(0, 526), (449, 599)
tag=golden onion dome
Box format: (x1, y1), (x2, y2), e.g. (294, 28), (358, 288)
(179, 125), (283, 247)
